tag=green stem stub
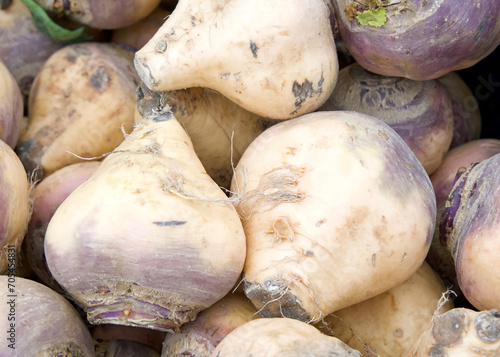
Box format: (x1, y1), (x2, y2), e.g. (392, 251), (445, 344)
(20, 0), (92, 43)
(356, 7), (387, 27)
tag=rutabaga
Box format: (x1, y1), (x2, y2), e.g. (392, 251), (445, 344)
(134, 0), (338, 120)
(318, 63), (454, 175)
(231, 110), (436, 323)
(0, 138), (30, 275)
(44, 86), (246, 332)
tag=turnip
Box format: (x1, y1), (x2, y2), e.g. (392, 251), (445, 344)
(318, 63), (454, 174)
(44, 86), (246, 331)
(16, 42), (140, 180)
(406, 308), (500, 356)
(34, 0), (163, 29)
(0, 276), (95, 356)
(96, 340), (160, 357)
(439, 153), (500, 310)
(231, 110), (436, 322)
(431, 139), (500, 210)
(0, 59), (23, 148)
(23, 161), (101, 293)
(426, 140), (500, 289)
(0, 138), (31, 275)
(0, 0), (64, 100)
(438, 72), (481, 150)
(332, 0), (500, 80)
(136, 87), (277, 189)
(316, 262), (454, 357)
(111, 7), (171, 51)
(134, 0), (338, 119)
(162, 292), (260, 356)
(211, 317), (361, 356)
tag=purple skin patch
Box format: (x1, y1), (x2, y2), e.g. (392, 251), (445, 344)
(319, 63), (453, 174)
(0, 276), (95, 356)
(332, 0), (500, 79)
(438, 154), (500, 299)
(0, 163), (9, 248)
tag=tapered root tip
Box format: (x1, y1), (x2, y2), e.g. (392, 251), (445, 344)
(244, 279), (311, 322)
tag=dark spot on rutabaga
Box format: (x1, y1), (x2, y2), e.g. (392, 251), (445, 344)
(153, 221), (187, 227)
(91, 66), (109, 92)
(250, 40), (258, 58)
(291, 77), (323, 112)
(474, 18), (489, 42)
(431, 309), (466, 347)
(474, 310), (500, 343)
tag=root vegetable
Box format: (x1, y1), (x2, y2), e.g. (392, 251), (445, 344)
(318, 63), (454, 174)
(331, 0), (500, 80)
(0, 59), (23, 148)
(439, 153), (500, 310)
(316, 262), (454, 357)
(406, 308), (500, 356)
(437, 72), (481, 150)
(426, 140), (500, 288)
(212, 317), (361, 356)
(0, 138), (30, 274)
(0, 0), (64, 100)
(44, 86), (246, 332)
(431, 139), (500, 211)
(231, 110), (436, 322)
(162, 292), (260, 357)
(139, 88), (277, 189)
(23, 161), (101, 293)
(111, 7), (171, 51)
(0, 276), (95, 356)
(134, 0), (338, 119)
(34, 0), (163, 30)
(16, 42), (139, 180)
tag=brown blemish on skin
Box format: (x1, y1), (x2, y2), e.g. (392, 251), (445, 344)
(285, 147), (297, 156)
(91, 66), (109, 92)
(394, 328), (403, 338)
(337, 206), (370, 240)
(270, 217), (295, 243)
(432, 309), (466, 347)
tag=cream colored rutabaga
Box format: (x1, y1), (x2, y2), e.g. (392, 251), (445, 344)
(317, 262), (454, 357)
(212, 317), (361, 357)
(44, 87), (246, 332)
(231, 111), (436, 323)
(0, 139), (30, 274)
(406, 308), (500, 356)
(134, 0), (338, 120)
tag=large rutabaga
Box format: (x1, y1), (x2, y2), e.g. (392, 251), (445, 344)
(134, 0), (338, 119)
(44, 87), (246, 332)
(332, 0), (500, 80)
(231, 111), (436, 322)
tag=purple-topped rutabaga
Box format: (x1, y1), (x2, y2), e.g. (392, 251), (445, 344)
(439, 153), (500, 310)
(0, 276), (95, 356)
(332, 0), (500, 80)
(437, 72), (482, 150)
(231, 110), (436, 322)
(0, 0), (64, 101)
(0, 60), (23, 149)
(318, 63), (454, 174)
(426, 139), (500, 288)
(44, 87), (246, 332)
(34, 0), (162, 29)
